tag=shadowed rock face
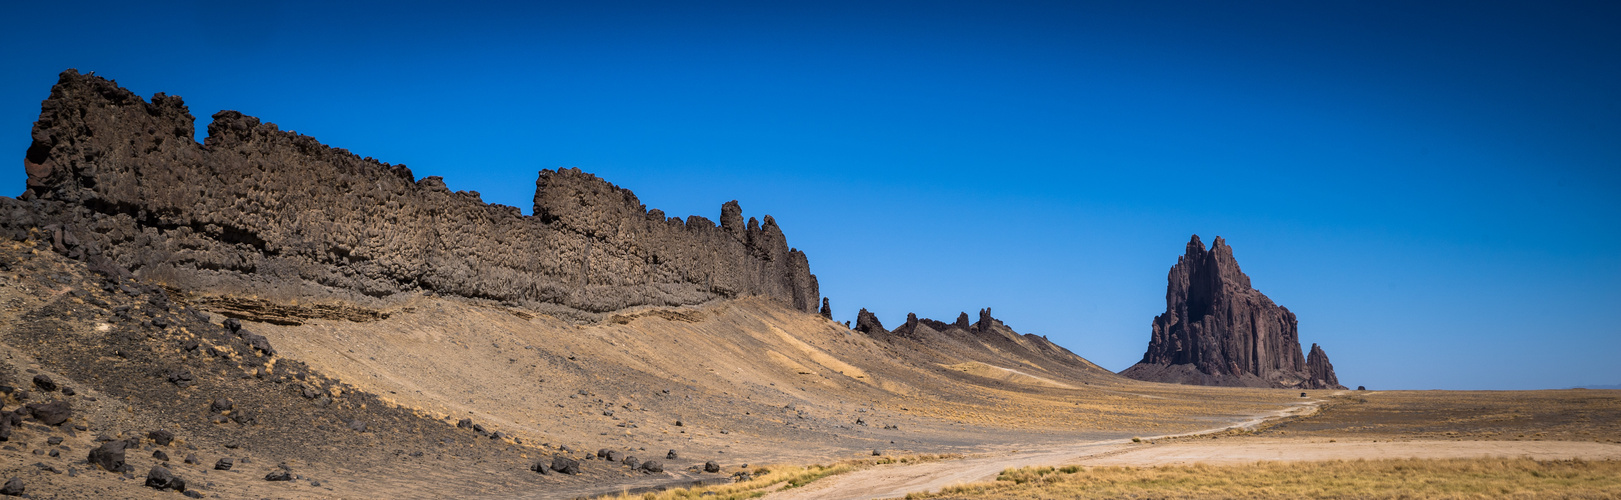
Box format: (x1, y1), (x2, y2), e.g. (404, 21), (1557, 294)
(1120, 235), (1344, 389)
(3, 70), (818, 320)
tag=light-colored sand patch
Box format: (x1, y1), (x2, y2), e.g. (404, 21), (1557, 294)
(943, 361), (1075, 389)
(1075, 438), (1621, 467)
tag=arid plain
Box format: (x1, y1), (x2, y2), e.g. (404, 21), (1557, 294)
(0, 71), (1616, 499)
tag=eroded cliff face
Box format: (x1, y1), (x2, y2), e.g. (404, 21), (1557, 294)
(1120, 235), (1344, 389)
(2, 70), (818, 320)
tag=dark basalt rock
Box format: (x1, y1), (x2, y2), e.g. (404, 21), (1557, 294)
(640, 459), (663, 473)
(89, 440), (127, 472)
(31, 375), (55, 392)
(145, 466), (185, 491)
(1305, 343), (1342, 390)
(1120, 235), (1345, 389)
(0, 477), (20, 496)
(214, 458), (233, 471)
(25, 401), (69, 426)
(550, 456), (580, 475)
(820, 297), (832, 319)
(854, 308), (886, 335)
(148, 429), (174, 446)
(704, 461), (721, 473)
(265, 470), (293, 481)
(4, 70), (819, 321)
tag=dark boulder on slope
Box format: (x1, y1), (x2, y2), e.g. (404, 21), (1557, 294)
(1120, 235), (1345, 389)
(3, 70), (818, 321)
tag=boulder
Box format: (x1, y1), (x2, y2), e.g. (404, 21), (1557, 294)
(264, 470), (293, 481)
(640, 460), (663, 473)
(0, 477), (20, 496)
(89, 441), (127, 472)
(666, 449), (678, 460)
(26, 401), (69, 426)
(148, 429), (174, 446)
(31, 375), (56, 392)
(214, 458), (233, 471)
(704, 461), (721, 473)
(166, 370), (195, 388)
(145, 466), (185, 491)
(551, 456), (580, 475)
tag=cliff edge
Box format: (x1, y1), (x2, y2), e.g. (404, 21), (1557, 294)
(2, 70), (818, 320)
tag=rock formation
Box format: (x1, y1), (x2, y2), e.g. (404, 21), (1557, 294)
(1120, 235), (1344, 389)
(2, 70), (818, 320)
(1305, 343), (1341, 390)
(854, 308), (886, 335)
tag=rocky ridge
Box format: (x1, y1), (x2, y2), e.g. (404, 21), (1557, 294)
(2, 70), (819, 321)
(1120, 235), (1344, 389)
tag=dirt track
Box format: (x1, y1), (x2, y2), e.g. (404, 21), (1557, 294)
(764, 396), (1326, 500)
(761, 393), (1621, 500)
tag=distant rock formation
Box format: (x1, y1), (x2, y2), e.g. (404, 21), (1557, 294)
(1, 70), (818, 320)
(1305, 343), (1341, 389)
(1120, 235), (1344, 389)
(820, 298), (832, 320)
(854, 308), (886, 335)
(858, 306), (1112, 379)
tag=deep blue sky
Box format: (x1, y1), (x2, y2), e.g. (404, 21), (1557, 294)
(3, 1), (1618, 390)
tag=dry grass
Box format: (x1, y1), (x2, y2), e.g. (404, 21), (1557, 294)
(1258, 390), (1621, 443)
(906, 458), (1621, 499)
(597, 454), (963, 500)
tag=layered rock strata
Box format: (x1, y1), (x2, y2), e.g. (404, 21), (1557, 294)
(3, 70), (819, 320)
(1120, 235), (1344, 389)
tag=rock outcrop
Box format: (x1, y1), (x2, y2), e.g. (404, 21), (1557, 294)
(1305, 343), (1341, 390)
(1120, 235), (1344, 389)
(2, 70), (818, 320)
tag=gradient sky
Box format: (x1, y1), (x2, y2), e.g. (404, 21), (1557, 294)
(3, 1), (1617, 390)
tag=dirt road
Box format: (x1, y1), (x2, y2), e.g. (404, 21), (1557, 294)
(765, 396), (1324, 500)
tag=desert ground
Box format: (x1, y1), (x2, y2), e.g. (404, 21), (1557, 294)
(2, 235), (1617, 499)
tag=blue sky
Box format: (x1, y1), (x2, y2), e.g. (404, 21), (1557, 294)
(3, 1), (1617, 390)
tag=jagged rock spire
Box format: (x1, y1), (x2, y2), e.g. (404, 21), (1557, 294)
(1120, 235), (1345, 389)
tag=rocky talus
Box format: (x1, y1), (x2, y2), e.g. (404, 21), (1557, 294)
(1120, 235), (1344, 389)
(2, 70), (819, 321)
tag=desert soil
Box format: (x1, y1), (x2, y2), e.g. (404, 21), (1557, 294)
(764, 389), (1621, 500)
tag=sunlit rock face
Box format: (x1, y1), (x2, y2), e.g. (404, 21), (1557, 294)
(4, 70), (818, 321)
(1121, 235), (1344, 390)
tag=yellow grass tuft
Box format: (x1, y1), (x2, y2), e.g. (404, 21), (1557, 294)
(906, 457), (1621, 499)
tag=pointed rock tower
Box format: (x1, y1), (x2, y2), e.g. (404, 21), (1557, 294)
(1120, 235), (1345, 389)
